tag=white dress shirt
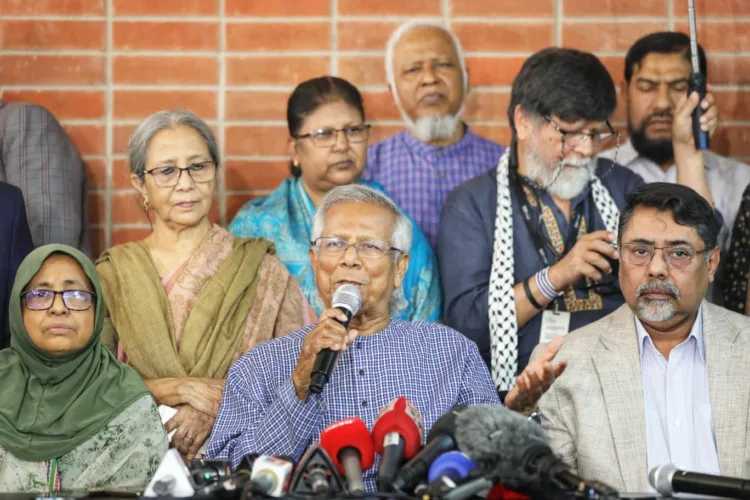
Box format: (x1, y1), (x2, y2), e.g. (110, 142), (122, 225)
(635, 306), (721, 484)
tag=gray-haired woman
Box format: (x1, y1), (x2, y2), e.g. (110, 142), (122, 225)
(95, 109), (313, 459)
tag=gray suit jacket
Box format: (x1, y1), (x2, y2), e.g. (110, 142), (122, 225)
(538, 302), (750, 492)
(0, 100), (88, 253)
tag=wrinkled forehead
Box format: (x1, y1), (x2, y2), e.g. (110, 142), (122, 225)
(322, 202), (397, 240)
(393, 25), (460, 63)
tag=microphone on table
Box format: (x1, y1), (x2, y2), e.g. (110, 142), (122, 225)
(309, 284), (362, 395)
(372, 397), (425, 492)
(319, 417), (375, 493)
(454, 404), (618, 500)
(423, 451), (477, 496)
(247, 455), (295, 497)
(392, 404), (468, 492)
(649, 463), (750, 499)
(289, 443), (346, 496)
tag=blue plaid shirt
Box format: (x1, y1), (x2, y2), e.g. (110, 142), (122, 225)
(365, 126), (505, 248)
(206, 318), (500, 491)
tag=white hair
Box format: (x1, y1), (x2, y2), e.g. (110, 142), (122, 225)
(311, 185), (412, 314)
(385, 20), (468, 143)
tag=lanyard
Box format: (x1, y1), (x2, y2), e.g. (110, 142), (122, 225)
(509, 168), (590, 268)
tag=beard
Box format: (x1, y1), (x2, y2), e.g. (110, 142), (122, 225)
(635, 279), (681, 322)
(628, 111), (675, 166)
(394, 93), (465, 143)
(524, 131), (596, 200)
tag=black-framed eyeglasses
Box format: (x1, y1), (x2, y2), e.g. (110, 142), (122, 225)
(293, 124), (372, 148)
(620, 243), (708, 269)
(22, 289), (97, 311)
(145, 161), (217, 188)
(543, 116), (619, 148)
(311, 237), (402, 260)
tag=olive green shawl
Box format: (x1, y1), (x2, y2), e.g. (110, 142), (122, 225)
(96, 235), (274, 379)
(0, 245), (150, 462)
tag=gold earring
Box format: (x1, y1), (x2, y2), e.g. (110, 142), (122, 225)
(293, 160), (300, 167)
(143, 199), (149, 210)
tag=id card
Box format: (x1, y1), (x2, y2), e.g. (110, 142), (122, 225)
(539, 310), (571, 344)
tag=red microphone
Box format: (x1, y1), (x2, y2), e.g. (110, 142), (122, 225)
(319, 417), (375, 493)
(372, 397), (425, 491)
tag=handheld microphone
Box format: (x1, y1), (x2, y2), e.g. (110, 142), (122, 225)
(392, 404), (468, 492)
(372, 397), (425, 491)
(687, 0), (709, 150)
(248, 455), (295, 497)
(423, 451), (478, 497)
(649, 463), (750, 499)
(319, 417), (375, 493)
(309, 284), (361, 395)
(289, 443), (346, 496)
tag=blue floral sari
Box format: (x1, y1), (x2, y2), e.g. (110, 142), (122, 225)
(228, 177), (441, 321)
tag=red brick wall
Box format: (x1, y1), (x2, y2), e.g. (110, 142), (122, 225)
(1, 0), (748, 255)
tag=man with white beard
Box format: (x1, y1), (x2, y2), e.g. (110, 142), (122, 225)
(364, 21), (505, 248)
(437, 48), (717, 396)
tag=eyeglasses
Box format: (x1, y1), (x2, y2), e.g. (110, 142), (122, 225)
(145, 161), (217, 188)
(544, 116), (618, 148)
(312, 237), (402, 260)
(22, 289), (96, 311)
(293, 125), (372, 148)
(620, 243), (708, 270)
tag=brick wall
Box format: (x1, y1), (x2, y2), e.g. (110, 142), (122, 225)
(1, 0), (748, 256)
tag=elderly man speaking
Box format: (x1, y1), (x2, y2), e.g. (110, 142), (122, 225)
(207, 185), (560, 491)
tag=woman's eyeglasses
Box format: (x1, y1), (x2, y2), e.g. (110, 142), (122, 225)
(145, 161), (217, 188)
(293, 125), (371, 148)
(22, 289), (96, 311)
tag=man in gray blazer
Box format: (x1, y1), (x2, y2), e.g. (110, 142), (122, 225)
(538, 182), (750, 493)
(0, 100), (88, 253)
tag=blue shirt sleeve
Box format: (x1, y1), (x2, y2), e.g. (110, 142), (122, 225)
(437, 180), (493, 361)
(206, 351), (325, 468)
(458, 341), (501, 406)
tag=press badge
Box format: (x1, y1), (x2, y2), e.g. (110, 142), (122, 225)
(539, 309), (571, 344)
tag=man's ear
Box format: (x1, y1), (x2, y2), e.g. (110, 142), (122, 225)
(514, 105), (533, 142)
(707, 246), (721, 283)
(394, 253), (410, 289)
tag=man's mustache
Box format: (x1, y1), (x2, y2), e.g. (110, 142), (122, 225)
(635, 280), (681, 300)
(641, 110), (673, 128)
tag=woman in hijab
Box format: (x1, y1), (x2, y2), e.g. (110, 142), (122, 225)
(0, 245), (168, 493)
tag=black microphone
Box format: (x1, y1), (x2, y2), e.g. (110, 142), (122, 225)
(309, 284), (361, 395)
(649, 463), (750, 499)
(392, 405), (468, 492)
(289, 443), (346, 496)
(454, 404), (618, 499)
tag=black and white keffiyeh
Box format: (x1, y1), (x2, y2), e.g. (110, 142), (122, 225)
(488, 148), (620, 391)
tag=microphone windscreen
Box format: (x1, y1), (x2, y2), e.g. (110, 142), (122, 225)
(649, 463), (677, 495)
(454, 404), (547, 473)
(332, 284), (361, 315)
(319, 417), (375, 474)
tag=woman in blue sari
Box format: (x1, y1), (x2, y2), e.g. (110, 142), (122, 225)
(229, 77), (441, 321)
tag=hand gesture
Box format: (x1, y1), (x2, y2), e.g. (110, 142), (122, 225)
(505, 336), (567, 415)
(292, 308), (358, 400)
